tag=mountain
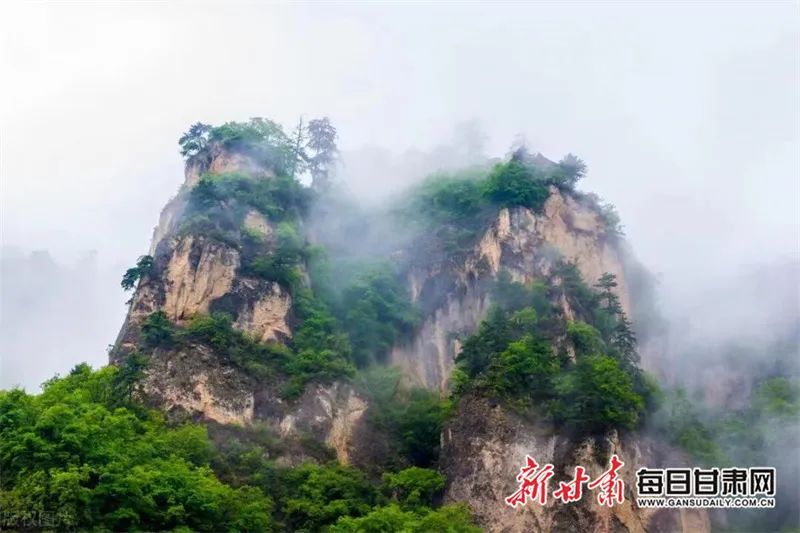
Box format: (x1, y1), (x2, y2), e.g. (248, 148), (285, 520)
(103, 120), (708, 532)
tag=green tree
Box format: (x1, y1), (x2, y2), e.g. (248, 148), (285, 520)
(550, 153), (586, 189)
(488, 335), (559, 402)
(0, 364), (274, 531)
(278, 462), (377, 531)
(554, 354), (645, 433)
(141, 311), (175, 349)
(456, 307), (512, 379)
(178, 122), (212, 158)
(382, 467), (445, 508)
(330, 503), (479, 533)
(484, 160), (550, 212)
(567, 321), (605, 356)
(341, 267), (418, 367)
(121, 255), (154, 291)
(305, 117), (338, 190)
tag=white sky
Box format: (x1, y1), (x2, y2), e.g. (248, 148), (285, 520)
(1, 1), (798, 388)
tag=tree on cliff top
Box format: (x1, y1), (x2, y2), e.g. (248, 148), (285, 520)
(305, 117), (338, 190)
(178, 122), (212, 158)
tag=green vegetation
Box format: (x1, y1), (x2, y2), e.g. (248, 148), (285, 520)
(179, 117), (341, 188)
(0, 365), (273, 531)
(242, 222), (306, 290)
(183, 313), (294, 381)
(330, 502), (479, 532)
(0, 365), (478, 532)
(179, 170), (313, 298)
(140, 310), (174, 349)
(120, 255), (153, 291)
(382, 467), (445, 508)
(453, 268), (649, 434)
(180, 118), (297, 176)
(400, 154), (628, 263)
(400, 159), (559, 258)
(483, 160), (550, 212)
(358, 367), (452, 468)
(138, 308), (353, 398)
(189, 172), (311, 224)
(549, 153), (587, 190)
(552, 354), (645, 433)
(340, 266), (419, 366)
(279, 287), (358, 398)
(401, 160), (558, 259)
(654, 377), (800, 468)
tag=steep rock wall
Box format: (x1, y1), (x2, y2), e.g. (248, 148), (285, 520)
(392, 188), (630, 392)
(116, 144), (370, 464)
(118, 146), (294, 340)
(139, 341), (367, 464)
(162, 235), (241, 321)
(256, 381), (369, 465)
(442, 395), (710, 533)
(143, 342), (256, 426)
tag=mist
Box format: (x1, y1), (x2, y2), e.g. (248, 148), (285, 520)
(1, 1), (797, 402)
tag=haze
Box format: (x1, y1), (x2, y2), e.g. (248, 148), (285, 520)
(1, 1), (798, 390)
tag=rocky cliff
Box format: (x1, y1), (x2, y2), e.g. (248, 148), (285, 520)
(113, 137), (708, 532)
(391, 189), (631, 392)
(114, 143), (368, 464)
(441, 395), (709, 533)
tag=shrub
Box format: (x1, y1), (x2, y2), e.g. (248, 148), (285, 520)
(140, 311), (175, 349)
(182, 312), (289, 380)
(330, 503), (479, 533)
(549, 153), (587, 190)
(754, 377), (799, 418)
(484, 160), (550, 212)
(245, 253), (303, 290)
(409, 173), (487, 224)
(178, 122), (211, 158)
(341, 266), (418, 366)
(456, 307), (513, 379)
(277, 462), (377, 531)
(566, 321), (605, 356)
(392, 389), (451, 468)
(382, 467), (445, 508)
(553, 354), (645, 433)
(189, 172), (311, 224)
(491, 270), (552, 316)
(487, 335), (559, 403)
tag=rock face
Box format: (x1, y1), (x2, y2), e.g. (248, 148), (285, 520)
(389, 187), (709, 532)
(116, 141), (707, 531)
(256, 382), (369, 464)
(184, 143), (275, 189)
(141, 341), (368, 463)
(392, 187), (630, 392)
(228, 279), (293, 343)
(442, 395), (710, 533)
(143, 343), (255, 426)
(162, 235), (241, 321)
(115, 144), (367, 464)
(117, 146), (293, 348)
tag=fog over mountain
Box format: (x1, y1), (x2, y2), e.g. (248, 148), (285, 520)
(1, 1), (797, 390)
